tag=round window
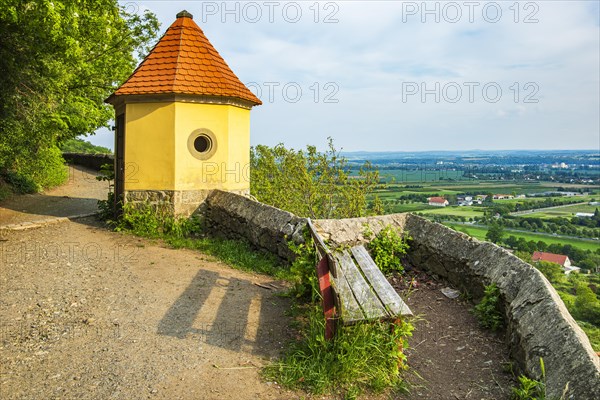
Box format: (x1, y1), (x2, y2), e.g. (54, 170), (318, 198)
(188, 129), (217, 160)
(194, 135), (211, 153)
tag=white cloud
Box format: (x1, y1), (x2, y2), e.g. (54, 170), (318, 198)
(93, 0), (599, 151)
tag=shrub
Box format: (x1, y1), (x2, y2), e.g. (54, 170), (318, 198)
(3, 145), (67, 193)
(115, 202), (196, 239)
(366, 225), (410, 275)
(473, 283), (504, 331)
(250, 138), (381, 219)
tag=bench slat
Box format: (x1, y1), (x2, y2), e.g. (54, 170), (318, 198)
(331, 262), (364, 323)
(334, 250), (389, 320)
(351, 245), (413, 317)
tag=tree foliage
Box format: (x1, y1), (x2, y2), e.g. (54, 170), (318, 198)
(485, 222), (505, 244)
(535, 261), (565, 284)
(250, 138), (381, 219)
(0, 0), (159, 191)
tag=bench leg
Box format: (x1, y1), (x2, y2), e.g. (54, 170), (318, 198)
(316, 257), (336, 340)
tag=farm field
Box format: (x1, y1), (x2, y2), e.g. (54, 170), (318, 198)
(446, 224), (600, 252)
(419, 206), (486, 218)
(520, 203), (600, 219)
(377, 169), (466, 183)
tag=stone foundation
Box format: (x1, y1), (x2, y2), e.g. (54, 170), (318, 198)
(124, 189), (249, 217)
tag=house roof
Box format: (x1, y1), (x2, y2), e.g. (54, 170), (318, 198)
(428, 197), (448, 203)
(107, 10), (261, 106)
(532, 251), (569, 266)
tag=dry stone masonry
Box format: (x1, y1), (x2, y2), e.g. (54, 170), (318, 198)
(203, 190), (306, 262)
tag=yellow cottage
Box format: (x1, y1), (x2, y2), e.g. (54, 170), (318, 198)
(106, 10), (261, 216)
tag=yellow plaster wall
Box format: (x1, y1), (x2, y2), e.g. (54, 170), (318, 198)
(173, 102), (251, 191)
(124, 102), (176, 190)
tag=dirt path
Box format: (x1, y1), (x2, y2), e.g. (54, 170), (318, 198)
(396, 270), (516, 399)
(0, 165), (107, 226)
(0, 219), (296, 399)
(1, 169), (299, 399)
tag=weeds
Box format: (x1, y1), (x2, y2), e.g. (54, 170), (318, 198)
(473, 283), (504, 331)
(167, 236), (290, 280)
(264, 301), (413, 397)
(365, 224), (410, 275)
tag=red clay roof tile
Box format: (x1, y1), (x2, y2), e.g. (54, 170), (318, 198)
(109, 11), (261, 105)
(532, 251), (569, 266)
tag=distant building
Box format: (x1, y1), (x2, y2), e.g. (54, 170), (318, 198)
(575, 213), (594, 218)
(532, 251), (571, 267)
(531, 251), (579, 274)
(493, 194), (514, 200)
(428, 197), (449, 207)
(456, 195), (473, 206)
(564, 265), (582, 275)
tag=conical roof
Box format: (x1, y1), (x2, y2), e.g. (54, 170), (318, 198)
(107, 10), (261, 106)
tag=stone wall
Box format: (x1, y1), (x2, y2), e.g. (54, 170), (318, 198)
(203, 190), (306, 263)
(125, 189), (228, 217)
(315, 213), (600, 399)
(63, 152), (114, 171)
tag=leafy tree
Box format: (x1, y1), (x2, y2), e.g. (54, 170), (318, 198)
(578, 255), (600, 272)
(250, 138), (380, 219)
(535, 261), (565, 284)
(514, 250), (532, 263)
(60, 138), (112, 154)
(486, 223), (505, 244)
(0, 0), (159, 191)
(574, 282), (600, 325)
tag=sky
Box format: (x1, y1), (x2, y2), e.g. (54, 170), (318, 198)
(90, 1), (600, 152)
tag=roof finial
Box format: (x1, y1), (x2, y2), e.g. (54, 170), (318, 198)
(176, 10), (193, 19)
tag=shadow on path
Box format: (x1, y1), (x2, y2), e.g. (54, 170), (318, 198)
(158, 268), (289, 357)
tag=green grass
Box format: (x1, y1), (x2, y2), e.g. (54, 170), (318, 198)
(167, 236), (291, 280)
(263, 302), (413, 397)
(387, 203), (433, 213)
(521, 203), (599, 219)
(374, 169), (466, 183)
(420, 206), (486, 218)
(446, 224), (600, 251)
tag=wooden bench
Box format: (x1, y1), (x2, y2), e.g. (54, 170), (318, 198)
(307, 219), (412, 339)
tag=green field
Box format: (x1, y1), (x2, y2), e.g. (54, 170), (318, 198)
(386, 203), (433, 213)
(446, 224), (600, 252)
(378, 169), (466, 183)
(521, 203), (599, 219)
(420, 206), (485, 218)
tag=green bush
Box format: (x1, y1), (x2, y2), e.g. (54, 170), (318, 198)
(366, 225), (410, 275)
(473, 283), (504, 331)
(535, 261), (565, 284)
(288, 237), (320, 300)
(115, 202), (196, 239)
(250, 138), (381, 219)
(574, 282), (600, 325)
(3, 145), (67, 192)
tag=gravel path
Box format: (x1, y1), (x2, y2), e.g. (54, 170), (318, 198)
(0, 219), (295, 399)
(1, 168), (297, 399)
(0, 165), (107, 227)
